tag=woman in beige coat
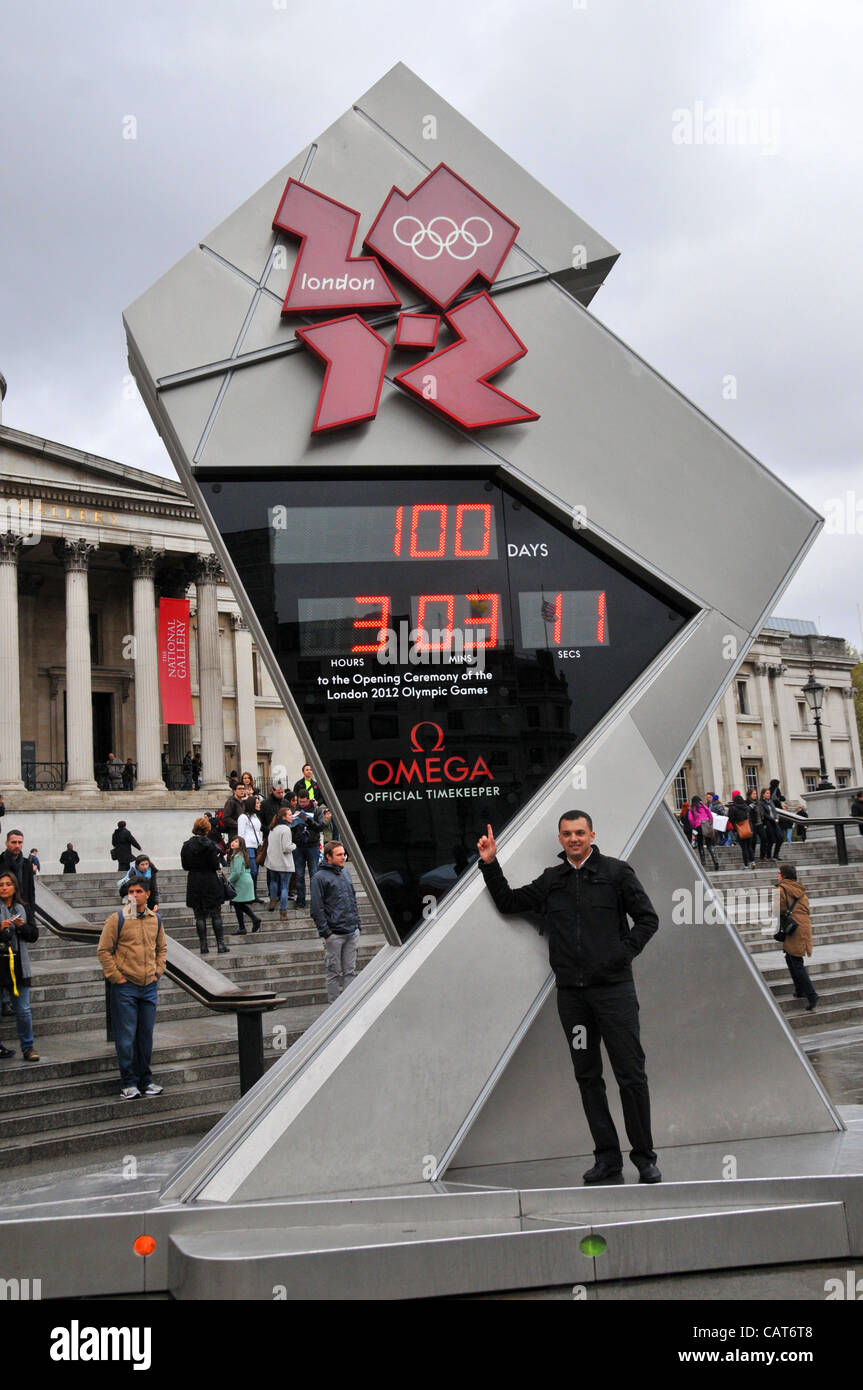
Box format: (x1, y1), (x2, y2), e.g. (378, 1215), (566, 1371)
(777, 864), (817, 1011)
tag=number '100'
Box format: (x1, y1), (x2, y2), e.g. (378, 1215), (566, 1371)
(352, 594), (500, 653)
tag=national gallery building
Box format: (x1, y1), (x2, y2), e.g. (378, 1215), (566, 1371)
(0, 377), (303, 869)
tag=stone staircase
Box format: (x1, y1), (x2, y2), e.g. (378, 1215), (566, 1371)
(703, 844), (863, 1036)
(0, 870), (386, 1170)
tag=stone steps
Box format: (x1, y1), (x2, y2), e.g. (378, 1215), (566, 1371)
(0, 868), (387, 1170)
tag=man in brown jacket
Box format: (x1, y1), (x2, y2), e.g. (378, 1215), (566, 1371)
(97, 881), (167, 1099)
(777, 864), (818, 1011)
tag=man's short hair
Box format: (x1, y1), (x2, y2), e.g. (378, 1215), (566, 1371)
(558, 810), (593, 831)
(779, 863), (798, 880)
(324, 840), (344, 860)
(6, 829), (24, 841)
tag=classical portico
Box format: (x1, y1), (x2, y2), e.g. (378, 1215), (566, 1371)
(0, 413), (304, 859)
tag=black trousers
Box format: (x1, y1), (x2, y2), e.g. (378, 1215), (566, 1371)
(784, 951), (816, 1002)
(556, 981), (656, 1170)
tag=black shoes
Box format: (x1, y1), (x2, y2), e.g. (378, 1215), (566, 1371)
(251, 918), (262, 932)
(0, 1044), (13, 1059)
(638, 1163), (663, 1184)
(232, 927), (247, 935)
(582, 1161), (624, 1185)
(806, 994), (819, 1011)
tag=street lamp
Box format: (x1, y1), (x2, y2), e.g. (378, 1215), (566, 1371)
(801, 672), (834, 789)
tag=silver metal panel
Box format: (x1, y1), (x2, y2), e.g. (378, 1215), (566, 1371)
(190, 717), (665, 1203)
(199, 149), (312, 287)
(593, 1201), (850, 1281)
(119, 64), (831, 1212)
(168, 1221), (596, 1300)
(450, 804), (838, 1171)
(355, 63), (619, 278)
(123, 247), (256, 383)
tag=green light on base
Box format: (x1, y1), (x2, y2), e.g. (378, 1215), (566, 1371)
(579, 1234), (607, 1257)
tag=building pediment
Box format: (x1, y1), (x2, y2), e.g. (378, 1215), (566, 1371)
(0, 425), (188, 503)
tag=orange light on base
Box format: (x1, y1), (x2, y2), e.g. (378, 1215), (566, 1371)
(134, 1234), (157, 1257)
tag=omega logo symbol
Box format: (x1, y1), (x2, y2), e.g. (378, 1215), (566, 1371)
(410, 721), (446, 752)
(392, 216), (494, 262)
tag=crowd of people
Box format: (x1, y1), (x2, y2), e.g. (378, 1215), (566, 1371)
(679, 781), (809, 870)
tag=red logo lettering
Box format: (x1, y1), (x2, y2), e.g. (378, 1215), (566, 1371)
(273, 181), (399, 314)
(394, 292), (540, 430)
(295, 317), (389, 432)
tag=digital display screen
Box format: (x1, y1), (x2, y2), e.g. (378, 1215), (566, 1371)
(272, 502), (499, 564)
(205, 473), (694, 941)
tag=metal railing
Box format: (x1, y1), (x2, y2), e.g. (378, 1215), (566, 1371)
(777, 809), (863, 867)
(33, 879), (285, 1095)
(20, 761), (67, 791)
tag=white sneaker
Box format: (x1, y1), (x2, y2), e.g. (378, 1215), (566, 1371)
(142, 1082), (163, 1097)
(120, 1085), (141, 1100)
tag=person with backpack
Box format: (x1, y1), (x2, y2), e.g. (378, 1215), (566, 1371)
(97, 880), (167, 1098)
(776, 864), (817, 1012)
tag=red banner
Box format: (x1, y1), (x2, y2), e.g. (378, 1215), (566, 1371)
(158, 598), (194, 725)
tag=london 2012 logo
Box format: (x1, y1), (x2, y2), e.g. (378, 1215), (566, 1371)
(272, 163), (539, 435)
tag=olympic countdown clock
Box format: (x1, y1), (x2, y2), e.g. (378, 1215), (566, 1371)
(204, 471), (692, 939)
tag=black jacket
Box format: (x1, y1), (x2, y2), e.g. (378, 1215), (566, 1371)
(111, 827), (141, 870)
(0, 849), (36, 924)
(181, 834), (224, 913)
(480, 845), (659, 988)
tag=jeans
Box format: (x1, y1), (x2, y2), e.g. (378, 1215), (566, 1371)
(4, 983), (34, 1054)
(292, 845), (320, 907)
(271, 870), (292, 910)
(556, 981), (656, 1170)
(111, 979), (158, 1089)
(323, 930), (360, 1003)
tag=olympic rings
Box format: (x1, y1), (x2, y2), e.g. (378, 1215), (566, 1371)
(392, 214), (494, 261)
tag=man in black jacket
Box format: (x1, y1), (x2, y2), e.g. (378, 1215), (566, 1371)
(477, 810), (661, 1185)
(0, 830), (36, 924)
(111, 822), (141, 872)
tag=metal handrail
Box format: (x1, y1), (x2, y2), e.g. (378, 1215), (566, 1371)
(776, 809), (863, 867)
(33, 880), (286, 1093)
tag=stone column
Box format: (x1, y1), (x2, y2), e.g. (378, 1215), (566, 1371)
(55, 538), (99, 793)
(704, 714), (725, 800)
(195, 556), (227, 798)
(130, 547), (168, 794)
(721, 686), (745, 794)
(0, 534), (26, 790)
(757, 670), (782, 785)
(231, 613), (259, 778)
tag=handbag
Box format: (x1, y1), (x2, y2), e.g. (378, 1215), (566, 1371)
(773, 890), (798, 942)
(219, 872), (237, 902)
(110, 846), (119, 861)
(736, 818), (753, 840)
(255, 842), (268, 865)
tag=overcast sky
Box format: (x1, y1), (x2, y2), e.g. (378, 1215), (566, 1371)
(2, 0), (861, 647)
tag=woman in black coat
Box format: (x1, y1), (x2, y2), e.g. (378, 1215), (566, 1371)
(727, 792), (756, 869)
(180, 817), (229, 954)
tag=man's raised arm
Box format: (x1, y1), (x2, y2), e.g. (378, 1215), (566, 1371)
(477, 825), (548, 916)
